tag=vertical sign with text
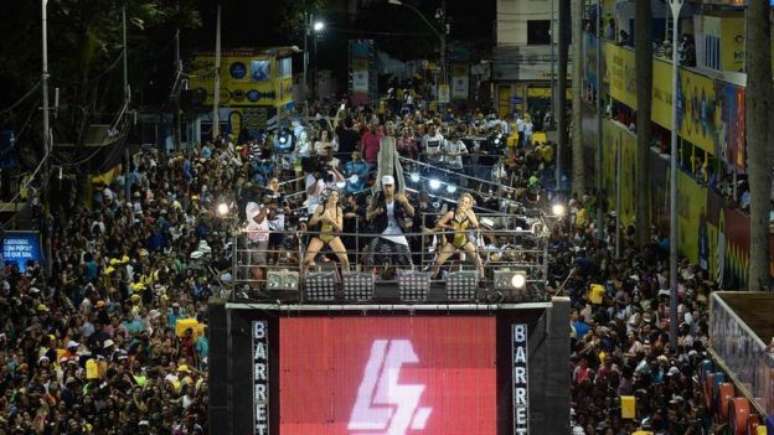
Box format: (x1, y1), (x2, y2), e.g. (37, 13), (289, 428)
(253, 321), (270, 435)
(512, 323), (529, 435)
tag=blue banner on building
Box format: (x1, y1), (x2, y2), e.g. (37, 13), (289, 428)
(2, 231), (44, 271)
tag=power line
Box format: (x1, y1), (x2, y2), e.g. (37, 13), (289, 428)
(0, 81), (42, 117)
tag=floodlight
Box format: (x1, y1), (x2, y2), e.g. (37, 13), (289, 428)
(398, 270), (431, 302)
(342, 272), (375, 302)
(429, 178), (441, 190)
(304, 271), (337, 302)
(494, 269), (527, 291)
(446, 271), (479, 301)
(266, 269), (299, 292)
(511, 273), (526, 289)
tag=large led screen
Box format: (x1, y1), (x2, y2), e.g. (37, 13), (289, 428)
(279, 316), (497, 435)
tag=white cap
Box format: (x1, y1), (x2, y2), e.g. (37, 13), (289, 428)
(382, 175), (395, 186)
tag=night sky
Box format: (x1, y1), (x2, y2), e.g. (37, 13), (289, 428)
(193, 0), (496, 57)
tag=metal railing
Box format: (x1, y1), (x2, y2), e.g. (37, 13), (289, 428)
(709, 292), (774, 417)
(231, 213), (549, 303)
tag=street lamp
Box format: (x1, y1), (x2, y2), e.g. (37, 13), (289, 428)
(303, 15), (325, 114)
(668, 0), (684, 351)
(387, 0), (447, 104)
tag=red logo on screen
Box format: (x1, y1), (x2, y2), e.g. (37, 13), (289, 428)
(348, 340), (432, 434)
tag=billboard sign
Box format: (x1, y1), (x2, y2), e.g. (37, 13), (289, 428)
(278, 316), (497, 434)
(2, 231), (44, 272)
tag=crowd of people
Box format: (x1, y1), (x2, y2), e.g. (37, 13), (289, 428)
(557, 206), (715, 434)
(0, 88), (723, 434)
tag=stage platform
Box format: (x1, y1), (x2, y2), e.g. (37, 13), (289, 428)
(230, 281), (546, 305)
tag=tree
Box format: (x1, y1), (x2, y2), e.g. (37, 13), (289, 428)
(746, 0), (772, 291)
(570, 0), (585, 196)
(0, 0), (201, 150)
(635, 0), (652, 246)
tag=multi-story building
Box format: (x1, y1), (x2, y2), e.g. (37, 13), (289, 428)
(582, 0), (773, 289)
(493, 0), (559, 119)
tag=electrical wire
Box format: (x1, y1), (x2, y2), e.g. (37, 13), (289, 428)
(0, 142), (51, 230)
(0, 81), (42, 117)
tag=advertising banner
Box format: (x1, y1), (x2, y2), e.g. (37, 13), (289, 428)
(2, 231), (44, 271)
(352, 70), (369, 93)
(718, 83), (746, 172)
(278, 316), (497, 435)
(601, 119), (637, 227)
(189, 52), (290, 108)
(451, 64), (469, 99)
(676, 171), (707, 265)
(604, 42), (727, 157)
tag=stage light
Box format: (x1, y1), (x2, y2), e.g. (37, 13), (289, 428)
(349, 175), (359, 184)
(336, 181), (346, 189)
(313, 21), (325, 32)
(410, 172), (420, 183)
(446, 271), (479, 301)
(552, 203), (566, 217)
(511, 273), (526, 289)
(217, 202), (229, 216)
(494, 269), (527, 291)
(446, 184), (457, 194)
(266, 269), (299, 292)
(429, 178), (441, 190)
(304, 271), (337, 302)
(342, 272), (375, 302)
(397, 270), (431, 302)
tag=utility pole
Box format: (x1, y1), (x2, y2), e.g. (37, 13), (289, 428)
(175, 6), (182, 153)
(122, 4), (131, 201)
(595, 0), (603, 240)
(313, 15), (318, 105)
(41, 0), (52, 277)
(668, 0), (684, 350)
(550, 0), (556, 129)
(556, 0), (569, 191)
(440, 0), (447, 92)
(303, 12), (309, 116)
(212, 4), (222, 141)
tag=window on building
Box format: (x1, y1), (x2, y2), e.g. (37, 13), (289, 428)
(527, 20), (551, 45)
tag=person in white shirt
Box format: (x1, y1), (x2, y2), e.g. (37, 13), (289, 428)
(422, 125), (444, 164)
(515, 113), (526, 146)
(523, 115), (534, 146)
(442, 132), (468, 169)
(245, 202), (270, 282)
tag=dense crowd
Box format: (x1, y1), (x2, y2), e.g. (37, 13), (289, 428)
(0, 89), (719, 434)
(558, 208), (713, 434)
